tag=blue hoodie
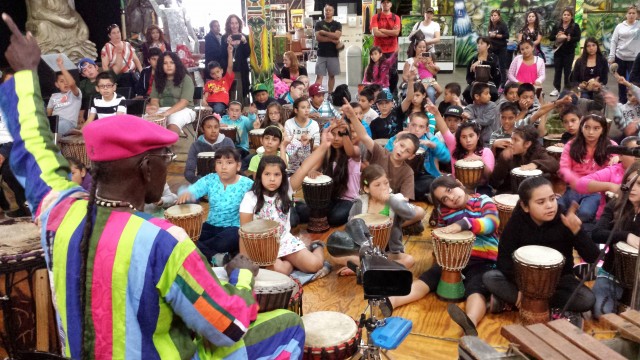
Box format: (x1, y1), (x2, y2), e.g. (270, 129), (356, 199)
(384, 132), (450, 178)
(184, 134), (235, 183)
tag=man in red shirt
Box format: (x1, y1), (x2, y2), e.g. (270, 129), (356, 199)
(370, 0), (401, 94)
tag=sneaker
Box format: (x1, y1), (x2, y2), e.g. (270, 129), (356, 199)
(551, 308), (584, 329)
(447, 304), (478, 336)
(312, 261), (332, 281)
(489, 294), (514, 314)
(550, 89), (559, 97)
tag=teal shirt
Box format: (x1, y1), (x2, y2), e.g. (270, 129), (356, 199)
(221, 115), (255, 151)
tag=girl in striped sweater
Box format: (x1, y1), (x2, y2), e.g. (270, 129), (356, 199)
(389, 176), (498, 334)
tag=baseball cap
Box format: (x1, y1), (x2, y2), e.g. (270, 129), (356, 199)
(375, 89), (394, 103)
(443, 105), (464, 119)
(309, 83), (328, 97)
(426, 7), (435, 13)
(77, 58), (96, 73)
(252, 83), (269, 94)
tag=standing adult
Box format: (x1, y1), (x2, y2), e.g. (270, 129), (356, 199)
(549, 7), (581, 96)
(517, 11), (544, 63)
(488, 10), (509, 88)
(140, 24), (171, 66)
(205, 20), (226, 79)
(609, 5), (640, 104)
(100, 24), (143, 89)
(148, 51), (196, 135)
(314, 3), (342, 93)
(411, 7), (440, 53)
(222, 15), (251, 106)
(371, 0), (401, 95)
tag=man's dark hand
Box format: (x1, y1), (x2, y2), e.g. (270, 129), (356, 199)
(225, 254), (259, 278)
(3, 13), (41, 72)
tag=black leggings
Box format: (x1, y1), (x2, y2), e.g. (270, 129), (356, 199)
(553, 53), (575, 92)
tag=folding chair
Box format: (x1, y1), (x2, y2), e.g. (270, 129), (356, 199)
(121, 99), (147, 117)
(47, 115), (59, 143)
(115, 87), (132, 99)
(185, 86), (204, 139)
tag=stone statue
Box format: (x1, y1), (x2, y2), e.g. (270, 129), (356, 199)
(126, 0), (157, 38)
(25, 0), (97, 62)
(149, 0), (199, 53)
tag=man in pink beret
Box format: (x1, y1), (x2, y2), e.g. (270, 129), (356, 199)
(0, 13), (304, 360)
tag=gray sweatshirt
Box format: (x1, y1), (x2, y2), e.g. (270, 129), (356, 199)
(609, 21), (640, 62)
(184, 134), (235, 183)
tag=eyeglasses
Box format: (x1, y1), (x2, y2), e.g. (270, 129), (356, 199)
(97, 84), (114, 89)
(146, 148), (176, 164)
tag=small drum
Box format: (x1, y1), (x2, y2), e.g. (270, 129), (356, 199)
(546, 145), (563, 161)
(196, 152), (216, 177)
(302, 175), (333, 233)
(302, 311), (361, 360)
(220, 125), (238, 143)
(353, 213), (393, 251)
(493, 194), (519, 234)
(510, 167), (542, 193)
(143, 114), (167, 128)
(614, 242), (638, 290)
(0, 218), (59, 358)
(543, 134), (563, 148)
(58, 135), (91, 169)
(406, 147), (426, 175)
(475, 64), (492, 83)
(249, 128), (264, 150)
(431, 229), (475, 301)
(513, 245), (565, 324)
(454, 159), (484, 190)
(283, 104), (294, 120)
(164, 204), (205, 241)
(239, 219), (280, 266)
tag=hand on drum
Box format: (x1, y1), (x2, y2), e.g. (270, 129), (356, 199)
(464, 154), (483, 162)
(67, 128), (84, 136)
(627, 234), (640, 249)
(146, 105), (159, 115)
(493, 139), (512, 149)
(177, 191), (194, 204)
(308, 170), (322, 179)
(560, 202), (582, 235)
(439, 223), (462, 234)
(226, 254), (259, 278)
(519, 163), (538, 171)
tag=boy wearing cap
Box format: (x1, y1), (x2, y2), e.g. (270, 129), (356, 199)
(435, 104), (464, 144)
(309, 83), (340, 119)
(77, 57), (101, 100)
(248, 83), (277, 124)
(369, 74), (416, 140)
(47, 55), (82, 136)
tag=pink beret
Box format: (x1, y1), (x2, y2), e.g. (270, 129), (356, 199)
(83, 115), (178, 162)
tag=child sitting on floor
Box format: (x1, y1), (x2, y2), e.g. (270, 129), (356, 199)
(184, 113), (235, 184)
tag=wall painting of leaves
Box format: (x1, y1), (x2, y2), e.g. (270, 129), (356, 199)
(583, 12), (625, 54)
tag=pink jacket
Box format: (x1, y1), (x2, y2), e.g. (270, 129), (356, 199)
(575, 162), (625, 218)
(507, 55), (545, 84)
(443, 130), (495, 184)
(559, 139), (617, 186)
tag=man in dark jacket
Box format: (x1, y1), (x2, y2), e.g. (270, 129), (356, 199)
(204, 20), (226, 79)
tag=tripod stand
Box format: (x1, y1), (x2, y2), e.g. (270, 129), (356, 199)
(351, 298), (394, 360)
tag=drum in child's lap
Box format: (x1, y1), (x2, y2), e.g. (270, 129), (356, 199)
(493, 194), (519, 234)
(58, 135), (91, 169)
(302, 175), (333, 233)
(454, 159), (484, 190)
(164, 204), (205, 241)
(614, 242), (638, 290)
(510, 167), (542, 193)
(543, 134), (563, 148)
(513, 245), (565, 324)
(546, 145), (563, 161)
(283, 104), (293, 120)
(239, 219), (280, 266)
(302, 311), (361, 360)
(352, 214), (392, 251)
(405, 147), (426, 175)
(219, 125), (238, 144)
(0, 218), (59, 359)
(249, 128), (264, 150)
(431, 229), (475, 302)
(197, 152), (216, 177)
(474, 65), (492, 83)
(142, 114), (167, 128)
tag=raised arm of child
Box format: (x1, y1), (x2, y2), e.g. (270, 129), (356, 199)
(289, 127), (335, 191)
(343, 99), (374, 153)
(57, 55), (80, 97)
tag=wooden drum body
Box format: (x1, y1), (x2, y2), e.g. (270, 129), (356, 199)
(283, 104), (294, 120)
(405, 148), (426, 175)
(58, 135), (91, 169)
(513, 245), (565, 324)
(143, 114), (167, 128)
(253, 269), (297, 313)
(197, 152), (216, 177)
(475, 64), (491, 83)
(546, 145), (563, 162)
(302, 175), (333, 233)
(614, 242), (638, 290)
(249, 128), (264, 151)
(493, 194), (519, 234)
(302, 311), (361, 360)
(220, 125), (238, 144)
(431, 229), (475, 302)
(353, 214), (393, 251)
(239, 219), (280, 266)
(454, 160), (484, 190)
(510, 167), (542, 194)
(543, 134), (563, 148)
(164, 204), (205, 241)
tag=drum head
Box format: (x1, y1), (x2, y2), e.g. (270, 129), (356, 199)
(616, 241), (639, 255)
(544, 134), (562, 141)
(353, 213), (390, 226)
(250, 129), (265, 135)
(431, 229), (475, 243)
(254, 269), (295, 290)
(198, 152), (215, 158)
(303, 174), (333, 184)
(511, 167), (543, 176)
(494, 194), (519, 207)
(513, 245), (564, 265)
(546, 146), (563, 153)
(302, 311), (357, 348)
(241, 219), (279, 234)
(143, 114), (164, 121)
(165, 204), (203, 218)
(455, 159), (483, 168)
(58, 135), (84, 144)
(0, 218), (41, 259)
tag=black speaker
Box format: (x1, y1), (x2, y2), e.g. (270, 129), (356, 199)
(37, 54), (80, 101)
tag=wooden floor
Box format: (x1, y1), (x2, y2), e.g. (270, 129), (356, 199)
(165, 158), (617, 359)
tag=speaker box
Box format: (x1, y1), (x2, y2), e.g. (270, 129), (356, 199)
(37, 54), (80, 101)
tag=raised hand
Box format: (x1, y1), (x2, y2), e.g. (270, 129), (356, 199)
(560, 201), (582, 235)
(439, 222), (462, 234)
(3, 13), (41, 72)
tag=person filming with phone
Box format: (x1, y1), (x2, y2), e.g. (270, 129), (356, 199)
(402, 38), (441, 103)
(222, 14), (251, 106)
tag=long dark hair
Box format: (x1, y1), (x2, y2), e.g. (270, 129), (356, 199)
(569, 114), (610, 166)
(613, 162), (640, 230)
(512, 125), (542, 164)
(453, 121), (484, 160)
(263, 102), (285, 128)
(407, 38), (427, 58)
(430, 175), (470, 210)
(559, 7), (575, 28)
(576, 37), (607, 81)
(251, 155), (292, 215)
(322, 127), (351, 199)
(155, 52), (187, 93)
(520, 10), (541, 34)
(406, 82), (428, 118)
(365, 46), (387, 83)
(488, 9), (505, 31)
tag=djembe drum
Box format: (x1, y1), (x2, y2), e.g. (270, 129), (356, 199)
(197, 152), (216, 177)
(220, 125), (238, 143)
(493, 194), (519, 234)
(513, 245), (565, 324)
(0, 218), (59, 359)
(431, 229), (475, 301)
(302, 175), (333, 233)
(614, 242), (638, 292)
(249, 128), (264, 150)
(352, 214), (393, 250)
(510, 167), (542, 193)
(164, 204), (205, 241)
(288, 277), (304, 316)
(58, 135), (91, 169)
(543, 134), (563, 148)
(283, 104), (294, 120)
(454, 159), (484, 190)
(475, 64), (492, 83)
(239, 219), (280, 266)
(142, 114), (167, 128)
(406, 147), (426, 175)
(546, 145), (563, 161)
(302, 311), (361, 360)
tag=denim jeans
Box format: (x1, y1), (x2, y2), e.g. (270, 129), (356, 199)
(196, 224), (240, 261)
(208, 102), (228, 116)
(558, 187), (601, 223)
(592, 273), (624, 319)
(327, 199), (355, 227)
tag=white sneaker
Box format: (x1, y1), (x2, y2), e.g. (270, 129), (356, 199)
(550, 89), (559, 97)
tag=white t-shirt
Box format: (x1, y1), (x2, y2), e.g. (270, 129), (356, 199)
(414, 21), (440, 52)
(284, 118), (321, 145)
(362, 108), (379, 125)
(90, 96), (126, 119)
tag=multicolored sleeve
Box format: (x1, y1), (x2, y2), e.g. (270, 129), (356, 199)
(0, 71), (76, 216)
(461, 196), (499, 236)
(158, 240), (258, 347)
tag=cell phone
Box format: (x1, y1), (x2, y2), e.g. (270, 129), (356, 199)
(421, 52), (431, 58)
(231, 34), (242, 41)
